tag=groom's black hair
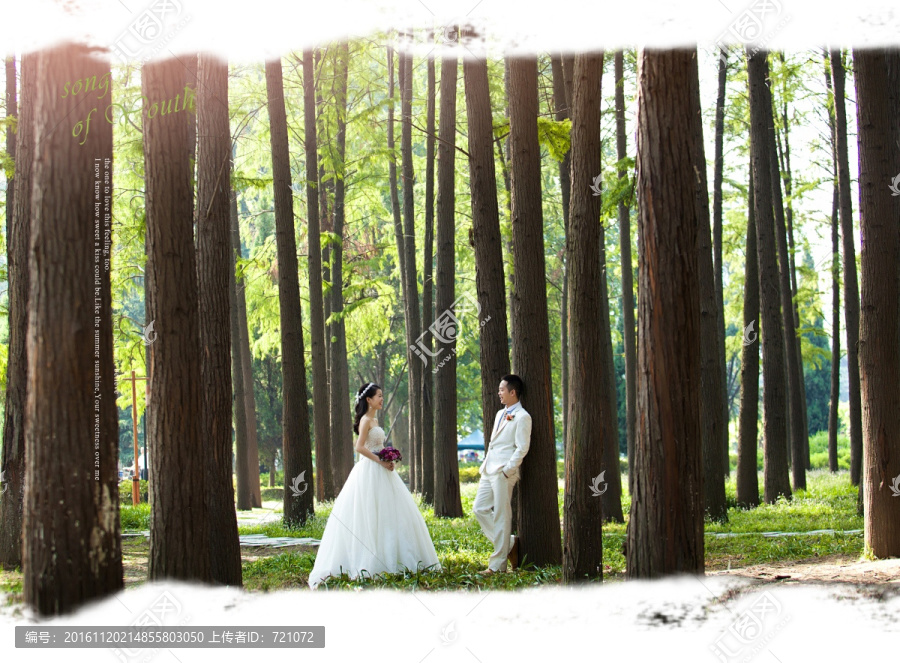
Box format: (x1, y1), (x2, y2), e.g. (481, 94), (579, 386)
(501, 374), (524, 399)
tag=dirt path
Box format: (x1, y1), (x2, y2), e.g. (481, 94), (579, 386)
(709, 553), (900, 586)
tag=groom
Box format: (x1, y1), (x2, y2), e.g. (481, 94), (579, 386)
(473, 374), (532, 575)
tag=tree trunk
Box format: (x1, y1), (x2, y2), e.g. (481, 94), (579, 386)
(747, 49), (792, 504)
(823, 55), (841, 474)
(508, 55), (562, 568)
(0, 53), (29, 570)
(736, 163), (761, 508)
(692, 52), (728, 523)
(625, 48), (704, 578)
(264, 57), (315, 526)
(614, 50), (637, 499)
(234, 192), (262, 508)
(399, 46), (423, 497)
(829, 49), (863, 487)
(764, 56), (806, 492)
(433, 38), (464, 518)
(303, 48), (334, 503)
(563, 50), (607, 583)
(230, 187), (252, 511)
(329, 44), (354, 493)
(854, 47), (900, 558)
(141, 55), (211, 582)
(551, 53), (571, 451)
(713, 49), (730, 476)
(420, 46), (436, 505)
(23, 44), (123, 614)
(197, 54), (242, 585)
(596, 52), (625, 523)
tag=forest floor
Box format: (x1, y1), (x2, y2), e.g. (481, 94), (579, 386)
(2, 468), (896, 608)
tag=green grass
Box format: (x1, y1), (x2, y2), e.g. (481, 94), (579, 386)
(108, 465), (866, 592)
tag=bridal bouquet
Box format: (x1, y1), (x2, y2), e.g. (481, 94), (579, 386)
(377, 446), (403, 463)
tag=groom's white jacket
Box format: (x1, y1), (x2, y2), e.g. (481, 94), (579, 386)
(479, 405), (532, 478)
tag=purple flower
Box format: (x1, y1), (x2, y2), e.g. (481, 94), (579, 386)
(377, 447), (403, 462)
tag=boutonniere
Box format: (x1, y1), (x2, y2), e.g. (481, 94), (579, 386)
(505, 413), (516, 421)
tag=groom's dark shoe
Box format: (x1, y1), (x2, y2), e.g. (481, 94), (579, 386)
(507, 535), (519, 571)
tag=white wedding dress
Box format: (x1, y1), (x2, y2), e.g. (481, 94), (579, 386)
(308, 424), (442, 589)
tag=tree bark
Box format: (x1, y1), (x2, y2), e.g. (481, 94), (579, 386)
(563, 50), (607, 583)
(829, 49), (863, 487)
(764, 56), (806, 492)
(141, 56), (211, 582)
(399, 46), (423, 496)
(747, 49), (792, 504)
(713, 49), (730, 476)
(420, 45), (436, 505)
(433, 38), (464, 518)
(196, 54), (242, 585)
(508, 55), (562, 568)
(0, 53), (29, 570)
(692, 52), (728, 523)
(854, 47), (900, 558)
(614, 50), (637, 499)
(264, 57), (315, 526)
(736, 163), (761, 508)
(551, 53), (571, 450)
(823, 54), (840, 474)
(302, 48), (334, 503)
(230, 187), (252, 511)
(625, 48), (704, 578)
(329, 44), (354, 492)
(23, 43), (123, 614)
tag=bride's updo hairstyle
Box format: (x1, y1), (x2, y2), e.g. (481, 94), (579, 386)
(353, 382), (381, 434)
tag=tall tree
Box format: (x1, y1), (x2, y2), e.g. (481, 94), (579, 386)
(563, 50), (606, 582)
(614, 50), (637, 497)
(0, 53), (29, 570)
(399, 45), (423, 495)
(736, 163), (760, 508)
(854, 47), (900, 558)
(420, 41), (436, 504)
(763, 55), (806, 491)
(747, 49), (792, 504)
(143, 55), (210, 582)
(625, 48), (704, 578)
(713, 49), (730, 476)
(507, 55), (562, 567)
(434, 31), (463, 518)
(462, 31), (510, 508)
(823, 55), (841, 474)
(230, 187), (252, 511)
(692, 52), (728, 522)
(551, 53), (572, 448)
(328, 44), (354, 492)
(302, 48), (334, 502)
(264, 57), (315, 526)
(829, 49), (863, 487)
(23, 42), (123, 614)
(196, 54), (242, 585)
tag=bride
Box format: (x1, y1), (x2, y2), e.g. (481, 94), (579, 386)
(308, 382), (442, 589)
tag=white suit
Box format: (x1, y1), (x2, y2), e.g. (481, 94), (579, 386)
(473, 403), (532, 571)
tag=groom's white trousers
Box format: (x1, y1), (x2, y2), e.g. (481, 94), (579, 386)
(473, 471), (517, 572)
